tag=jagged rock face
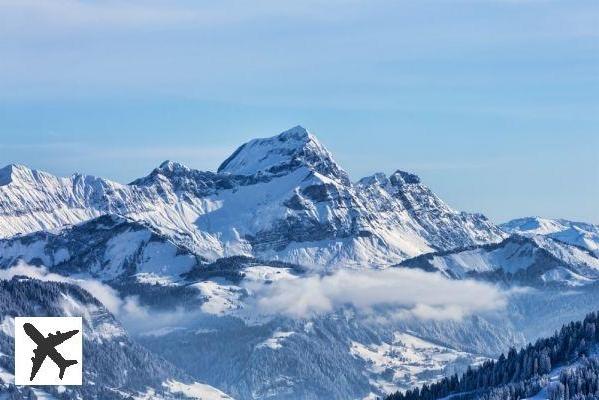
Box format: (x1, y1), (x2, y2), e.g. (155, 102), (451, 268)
(131, 160), (265, 199)
(357, 170), (505, 254)
(399, 235), (599, 286)
(0, 126), (505, 267)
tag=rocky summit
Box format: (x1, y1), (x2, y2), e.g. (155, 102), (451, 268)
(0, 126), (504, 268)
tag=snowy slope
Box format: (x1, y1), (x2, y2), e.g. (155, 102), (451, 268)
(139, 309), (513, 400)
(0, 162), (226, 260)
(399, 235), (599, 286)
(0, 126), (505, 268)
(500, 217), (599, 256)
(355, 171), (505, 253)
(350, 332), (487, 396)
(138, 278), (599, 400)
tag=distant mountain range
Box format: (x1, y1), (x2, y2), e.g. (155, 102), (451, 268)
(399, 234), (599, 286)
(0, 126), (505, 267)
(500, 216), (599, 256)
(0, 126), (598, 399)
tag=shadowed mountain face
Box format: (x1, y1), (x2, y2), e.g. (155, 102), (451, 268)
(0, 214), (203, 282)
(0, 277), (231, 400)
(0, 126), (504, 268)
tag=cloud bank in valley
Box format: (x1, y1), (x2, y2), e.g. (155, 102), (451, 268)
(0, 263), (177, 331)
(247, 267), (507, 320)
(0, 262), (125, 313)
(0, 262), (218, 335)
(0, 262), (509, 326)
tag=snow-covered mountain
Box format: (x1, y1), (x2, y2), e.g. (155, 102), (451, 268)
(0, 126), (504, 268)
(0, 214), (203, 283)
(3, 127), (597, 400)
(500, 217), (599, 256)
(399, 234), (599, 286)
(0, 215), (310, 313)
(0, 245), (516, 399)
(0, 223), (521, 399)
(216, 127), (350, 184)
(0, 277), (233, 400)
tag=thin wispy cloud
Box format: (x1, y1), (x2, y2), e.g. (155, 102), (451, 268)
(0, 0), (364, 37)
(0, 0), (200, 33)
(0, 262), (126, 315)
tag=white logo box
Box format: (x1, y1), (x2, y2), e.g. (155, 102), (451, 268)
(14, 317), (82, 385)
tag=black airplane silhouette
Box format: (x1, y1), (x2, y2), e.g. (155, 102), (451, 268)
(23, 322), (79, 381)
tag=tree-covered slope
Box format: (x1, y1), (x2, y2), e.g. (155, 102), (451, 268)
(0, 277), (233, 400)
(386, 311), (599, 400)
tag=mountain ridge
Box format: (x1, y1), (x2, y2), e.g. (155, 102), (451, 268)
(500, 216), (599, 256)
(1, 128), (598, 399)
(0, 127), (505, 267)
(398, 233), (599, 286)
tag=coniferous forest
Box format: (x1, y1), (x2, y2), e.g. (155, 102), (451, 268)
(386, 311), (599, 400)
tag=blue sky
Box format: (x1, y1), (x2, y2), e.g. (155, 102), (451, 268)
(0, 0), (597, 223)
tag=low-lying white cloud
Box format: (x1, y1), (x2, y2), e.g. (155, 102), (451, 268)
(0, 262), (205, 334)
(248, 268), (506, 320)
(1, 262), (508, 325)
(0, 263), (125, 314)
(0, 262), (63, 283)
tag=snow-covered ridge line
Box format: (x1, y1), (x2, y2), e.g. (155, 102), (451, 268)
(0, 126), (505, 267)
(500, 216), (599, 256)
(398, 233), (599, 286)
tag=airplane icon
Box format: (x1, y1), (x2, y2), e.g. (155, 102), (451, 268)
(23, 322), (79, 381)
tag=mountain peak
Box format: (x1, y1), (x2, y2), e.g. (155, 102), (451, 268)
(217, 126), (350, 184)
(389, 170), (421, 186)
(278, 124), (310, 141)
(500, 217), (565, 235)
(158, 160), (191, 172)
(131, 160), (198, 188)
(357, 170), (422, 191)
(357, 172), (389, 187)
(0, 164), (34, 186)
